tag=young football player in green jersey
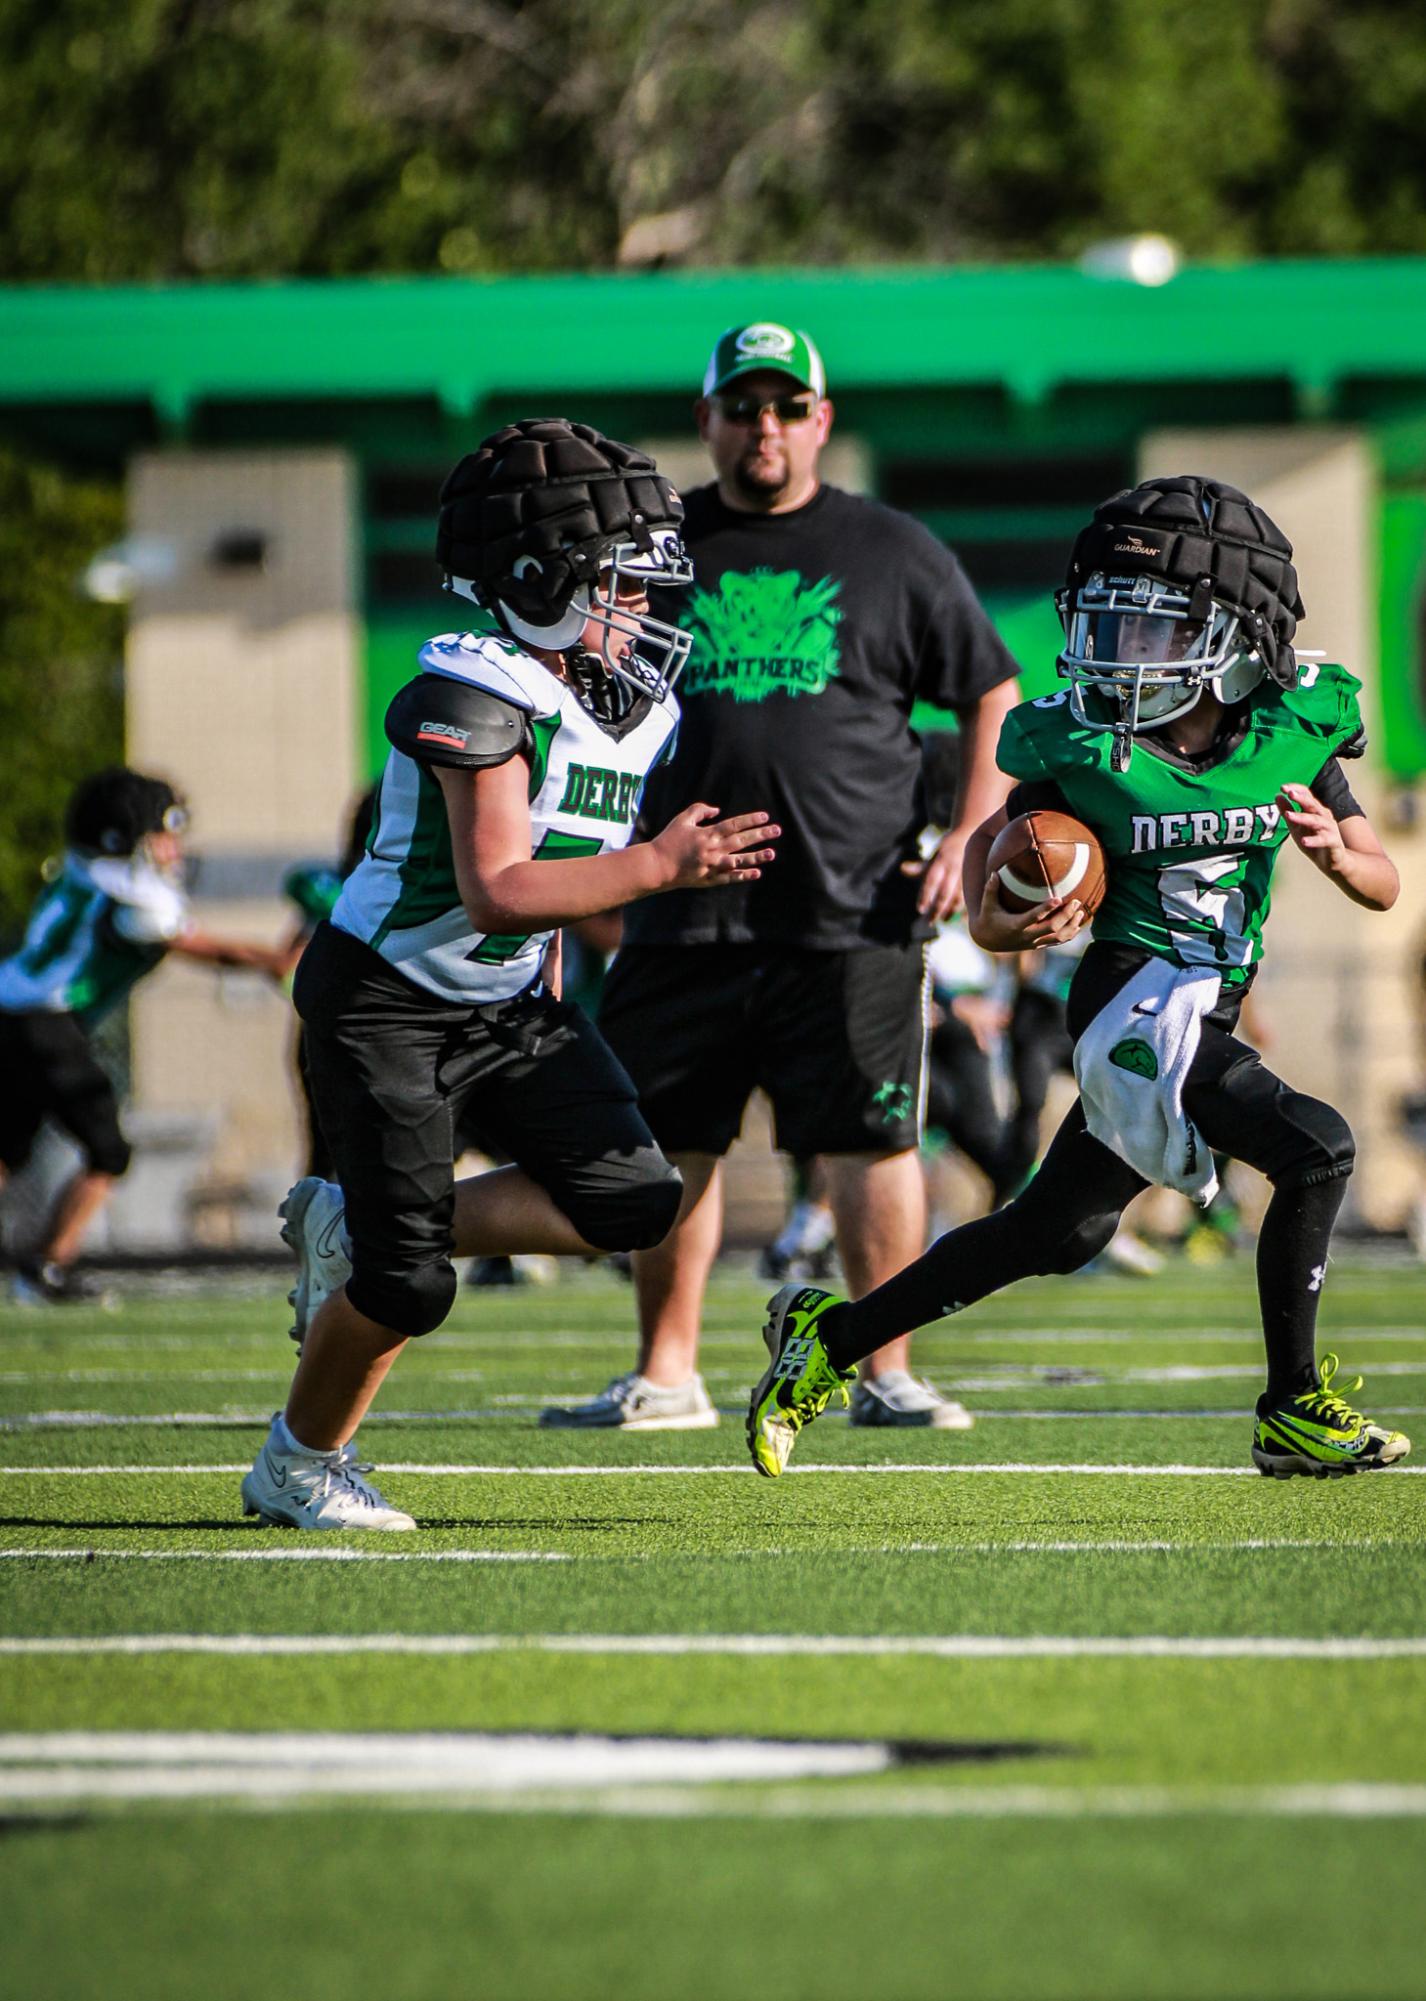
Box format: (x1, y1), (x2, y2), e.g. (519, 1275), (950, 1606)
(0, 768), (291, 1302)
(748, 475), (1410, 1481)
(242, 419), (777, 1531)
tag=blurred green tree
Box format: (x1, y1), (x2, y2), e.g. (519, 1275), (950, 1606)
(0, 453), (124, 938)
(3, 0), (1425, 279)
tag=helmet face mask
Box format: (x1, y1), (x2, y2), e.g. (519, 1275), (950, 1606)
(581, 529), (694, 703)
(1058, 570), (1259, 761)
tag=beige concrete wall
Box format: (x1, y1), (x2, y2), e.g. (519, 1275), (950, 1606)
(1140, 430), (1419, 1227)
(125, 450), (360, 1237)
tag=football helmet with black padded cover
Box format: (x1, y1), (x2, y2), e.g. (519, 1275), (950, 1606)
(1057, 476), (1306, 770)
(65, 768), (188, 857)
(437, 418), (693, 704)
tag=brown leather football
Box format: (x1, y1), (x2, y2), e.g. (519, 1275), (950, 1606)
(987, 810), (1106, 915)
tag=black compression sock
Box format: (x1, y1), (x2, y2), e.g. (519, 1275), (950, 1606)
(818, 1207), (1041, 1373)
(1256, 1175), (1350, 1407)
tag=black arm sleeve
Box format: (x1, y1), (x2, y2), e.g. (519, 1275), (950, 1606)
(1006, 778), (1072, 820)
(385, 675), (532, 769)
(1310, 756), (1365, 822)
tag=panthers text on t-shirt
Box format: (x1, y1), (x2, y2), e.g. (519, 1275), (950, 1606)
(626, 483), (1019, 950)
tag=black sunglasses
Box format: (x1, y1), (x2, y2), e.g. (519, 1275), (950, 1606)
(714, 392), (818, 426)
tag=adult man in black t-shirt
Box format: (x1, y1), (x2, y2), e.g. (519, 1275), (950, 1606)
(542, 322), (1021, 1433)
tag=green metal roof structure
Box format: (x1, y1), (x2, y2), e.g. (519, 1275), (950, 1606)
(3, 257), (1424, 777)
(2, 258), (1426, 452)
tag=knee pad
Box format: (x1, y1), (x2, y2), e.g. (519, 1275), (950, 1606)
(561, 1148), (684, 1252)
(1271, 1095), (1355, 1189)
(85, 1133), (132, 1178)
(347, 1257), (457, 1339)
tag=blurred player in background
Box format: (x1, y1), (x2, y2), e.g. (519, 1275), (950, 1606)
(242, 419), (777, 1531)
(0, 768), (289, 1301)
(749, 476), (1411, 1481)
(922, 913), (1012, 1217)
(280, 785), (378, 1180)
(546, 320), (1021, 1435)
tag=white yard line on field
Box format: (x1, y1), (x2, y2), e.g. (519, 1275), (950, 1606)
(0, 1537), (1396, 1566)
(10, 1326), (1426, 1355)
(1, 1459), (1423, 1477)
(2, 1633), (1425, 1659)
(1, 1732), (1422, 1818)
(0, 1547), (567, 1564)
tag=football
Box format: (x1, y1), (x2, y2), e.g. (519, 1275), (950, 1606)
(987, 810), (1106, 915)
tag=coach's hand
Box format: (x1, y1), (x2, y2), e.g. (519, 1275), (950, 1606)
(900, 828), (969, 924)
(652, 804), (780, 890)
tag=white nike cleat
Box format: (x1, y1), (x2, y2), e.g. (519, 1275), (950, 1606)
(279, 1177), (351, 1348)
(539, 1371), (720, 1430)
(850, 1369), (975, 1431)
(241, 1422), (415, 1531)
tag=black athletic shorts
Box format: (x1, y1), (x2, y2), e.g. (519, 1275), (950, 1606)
(0, 1009), (128, 1176)
(293, 923), (668, 1318)
(598, 940), (929, 1157)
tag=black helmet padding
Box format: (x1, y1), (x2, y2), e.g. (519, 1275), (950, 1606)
(1065, 475), (1306, 688)
(437, 418), (683, 632)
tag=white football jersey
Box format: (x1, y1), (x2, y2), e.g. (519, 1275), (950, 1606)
(333, 632), (678, 1004)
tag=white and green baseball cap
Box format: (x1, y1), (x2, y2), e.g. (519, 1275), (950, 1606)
(702, 322), (827, 399)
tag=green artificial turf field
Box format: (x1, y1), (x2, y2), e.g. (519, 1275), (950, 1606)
(1, 1255), (1423, 2000)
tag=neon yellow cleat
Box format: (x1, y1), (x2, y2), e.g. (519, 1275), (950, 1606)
(746, 1284), (856, 1478)
(1252, 1353), (1411, 1478)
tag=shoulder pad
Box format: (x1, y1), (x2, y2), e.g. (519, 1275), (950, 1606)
(997, 693), (1076, 780)
(1277, 661), (1364, 746)
(386, 675), (531, 769)
(417, 631), (553, 714)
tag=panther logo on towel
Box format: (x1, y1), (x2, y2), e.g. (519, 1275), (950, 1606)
(1108, 1037), (1159, 1081)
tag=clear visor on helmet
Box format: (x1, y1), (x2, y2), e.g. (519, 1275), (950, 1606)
(587, 528), (694, 704)
(1057, 574), (1246, 747)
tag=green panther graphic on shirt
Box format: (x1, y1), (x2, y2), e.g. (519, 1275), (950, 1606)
(997, 660), (1364, 987)
(680, 569), (843, 702)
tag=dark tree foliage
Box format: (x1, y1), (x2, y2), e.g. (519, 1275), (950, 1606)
(0, 454), (125, 937)
(2, 0), (1425, 281)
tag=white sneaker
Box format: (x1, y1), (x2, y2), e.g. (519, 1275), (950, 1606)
(850, 1369), (975, 1431)
(539, 1371), (720, 1430)
(241, 1422), (415, 1531)
(279, 1177), (351, 1348)
(1101, 1228), (1166, 1277)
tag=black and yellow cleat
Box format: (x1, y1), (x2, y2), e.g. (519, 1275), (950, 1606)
(1252, 1354), (1411, 1478)
(746, 1284), (856, 1478)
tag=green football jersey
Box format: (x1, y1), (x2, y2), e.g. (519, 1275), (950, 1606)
(997, 662), (1364, 986)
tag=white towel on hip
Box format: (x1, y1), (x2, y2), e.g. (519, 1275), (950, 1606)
(1072, 958), (1222, 1204)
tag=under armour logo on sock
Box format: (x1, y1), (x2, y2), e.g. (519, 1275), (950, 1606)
(1308, 1264), (1326, 1293)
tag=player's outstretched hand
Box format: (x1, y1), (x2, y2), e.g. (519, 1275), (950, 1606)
(652, 804), (780, 890)
(967, 873), (1088, 953)
(1278, 784), (1346, 874)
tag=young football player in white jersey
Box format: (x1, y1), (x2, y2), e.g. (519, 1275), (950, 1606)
(747, 476), (1410, 1482)
(0, 768), (290, 1300)
(242, 419), (778, 1531)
